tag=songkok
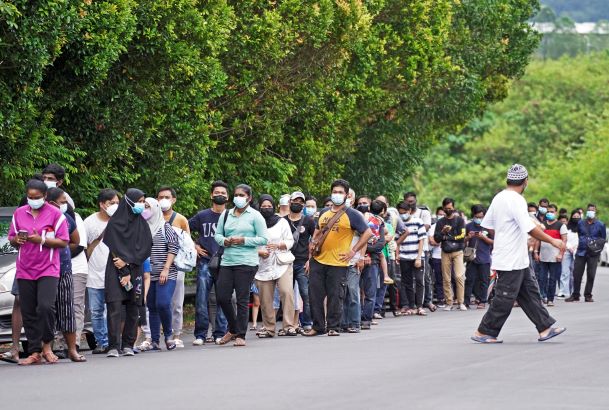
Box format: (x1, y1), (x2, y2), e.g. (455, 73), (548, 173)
(507, 164), (528, 180)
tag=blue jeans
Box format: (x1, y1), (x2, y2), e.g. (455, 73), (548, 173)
(293, 262), (312, 328)
(87, 287), (108, 348)
(560, 251), (575, 297)
(147, 279), (177, 343)
(539, 262), (562, 302)
(375, 279), (387, 314)
(360, 264), (378, 323)
(341, 266), (361, 329)
(194, 261), (228, 339)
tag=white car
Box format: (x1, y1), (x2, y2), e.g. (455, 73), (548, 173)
(601, 242), (609, 267)
(0, 207), (21, 345)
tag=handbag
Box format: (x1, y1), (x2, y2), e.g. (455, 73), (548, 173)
(209, 210), (230, 280)
(275, 251), (295, 265)
(441, 240), (462, 254)
(463, 236), (479, 262)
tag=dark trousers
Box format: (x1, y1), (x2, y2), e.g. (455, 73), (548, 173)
(18, 277), (59, 354)
(465, 262), (491, 304)
(309, 259), (347, 333)
(399, 259), (425, 309)
(572, 255), (600, 299)
(423, 252), (433, 305)
(387, 260), (401, 311)
(539, 262), (562, 302)
(431, 258), (445, 302)
(216, 265), (257, 339)
(107, 300), (139, 350)
(360, 264), (378, 323)
(478, 268), (555, 338)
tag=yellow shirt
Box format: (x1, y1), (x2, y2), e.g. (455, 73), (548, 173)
(314, 207), (368, 267)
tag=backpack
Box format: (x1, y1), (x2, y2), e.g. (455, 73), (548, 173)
(166, 212), (197, 272)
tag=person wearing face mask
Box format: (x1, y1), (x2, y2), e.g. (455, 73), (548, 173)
(142, 198), (180, 351)
(278, 194), (291, 217)
(558, 211), (580, 298)
(84, 189), (119, 354)
(464, 205), (494, 309)
(433, 197), (467, 311)
(567, 203), (607, 303)
(305, 196), (318, 220)
(284, 191), (315, 332)
(428, 207), (446, 307)
(304, 179), (372, 337)
(214, 184), (268, 347)
(8, 180), (70, 365)
(102, 188), (153, 357)
(472, 164), (566, 344)
(41, 163), (77, 210)
(340, 189), (363, 333)
(189, 180), (231, 345)
(156, 186), (190, 349)
(45, 188), (86, 362)
(537, 198), (550, 223)
(534, 204), (567, 306)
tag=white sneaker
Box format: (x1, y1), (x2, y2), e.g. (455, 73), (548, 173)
(459, 304), (468, 311)
(443, 306), (453, 311)
(214, 337), (222, 345)
(373, 313), (384, 319)
(192, 338), (204, 346)
(122, 348), (135, 356)
(107, 349), (120, 358)
(174, 339), (185, 348)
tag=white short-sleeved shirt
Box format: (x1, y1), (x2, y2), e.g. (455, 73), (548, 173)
(84, 213), (109, 289)
(428, 224), (442, 259)
(482, 190), (536, 271)
(70, 213), (89, 275)
(413, 208), (431, 251)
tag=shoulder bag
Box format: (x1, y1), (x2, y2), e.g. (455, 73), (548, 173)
(312, 208), (347, 257)
(463, 236), (478, 262)
(583, 222), (605, 257)
(209, 210), (230, 280)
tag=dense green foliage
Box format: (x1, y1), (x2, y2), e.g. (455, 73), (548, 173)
(541, 0), (609, 22)
(410, 52), (609, 214)
(1, 0), (540, 214)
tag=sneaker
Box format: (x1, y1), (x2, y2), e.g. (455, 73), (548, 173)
(150, 342), (162, 352)
(458, 304), (468, 311)
(565, 296), (580, 302)
(347, 327), (360, 333)
(371, 320), (379, 326)
(107, 349), (120, 358)
(547, 301), (555, 307)
(443, 306), (453, 311)
(557, 294), (565, 299)
(437, 303), (446, 308)
(214, 337), (223, 345)
(122, 348), (135, 356)
(361, 323), (371, 330)
(92, 346), (109, 355)
(174, 339), (185, 349)
(137, 339), (152, 352)
(373, 313), (383, 320)
(192, 338), (204, 346)
(585, 297), (594, 302)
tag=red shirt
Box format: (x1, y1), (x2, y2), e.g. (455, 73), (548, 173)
(8, 203), (69, 280)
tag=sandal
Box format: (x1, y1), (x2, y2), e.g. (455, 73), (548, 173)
(417, 308), (427, 316)
(250, 325), (258, 331)
(302, 329), (319, 337)
(69, 353), (87, 363)
(285, 328), (298, 336)
(471, 335), (503, 344)
(327, 330), (340, 337)
(165, 339), (177, 351)
(257, 330), (274, 338)
(538, 327), (566, 342)
(426, 303), (437, 312)
(19, 353), (42, 366)
(477, 303), (486, 309)
(233, 338), (246, 347)
(392, 311), (403, 317)
(217, 332), (234, 345)
(403, 309), (416, 316)
(0, 351), (19, 364)
(205, 336), (215, 344)
(42, 351), (59, 364)
(277, 329), (287, 337)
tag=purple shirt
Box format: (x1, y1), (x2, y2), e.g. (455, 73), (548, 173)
(8, 203), (70, 280)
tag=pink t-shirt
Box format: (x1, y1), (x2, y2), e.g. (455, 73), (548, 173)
(8, 203), (70, 280)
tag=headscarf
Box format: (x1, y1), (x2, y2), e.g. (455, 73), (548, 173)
(259, 194), (281, 228)
(103, 188), (152, 264)
(144, 197), (165, 236)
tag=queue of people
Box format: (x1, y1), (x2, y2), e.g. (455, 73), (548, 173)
(2, 163), (606, 364)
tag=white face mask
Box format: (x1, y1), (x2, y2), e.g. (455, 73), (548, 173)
(28, 198), (45, 210)
(44, 181), (57, 189)
(105, 203), (119, 217)
(59, 203), (68, 214)
(159, 198), (172, 212)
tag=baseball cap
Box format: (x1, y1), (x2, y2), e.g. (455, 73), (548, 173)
(290, 191), (306, 202)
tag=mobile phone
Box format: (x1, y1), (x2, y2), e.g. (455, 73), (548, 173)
(17, 230), (28, 240)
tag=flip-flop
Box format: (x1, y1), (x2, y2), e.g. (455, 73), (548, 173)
(538, 327), (566, 342)
(0, 352), (19, 364)
(471, 335), (503, 344)
(69, 354), (87, 363)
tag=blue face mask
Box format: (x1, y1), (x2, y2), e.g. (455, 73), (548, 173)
(304, 207), (316, 217)
(233, 196), (248, 209)
(586, 210), (596, 219)
(538, 206), (547, 215)
(126, 196), (145, 215)
(331, 193), (345, 206)
(473, 218), (482, 225)
(545, 212), (556, 221)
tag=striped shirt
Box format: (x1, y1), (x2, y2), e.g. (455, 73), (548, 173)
(398, 216), (426, 260)
(150, 223), (180, 281)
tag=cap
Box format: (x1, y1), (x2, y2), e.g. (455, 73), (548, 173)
(507, 164), (528, 180)
(279, 194), (291, 206)
(290, 191), (306, 202)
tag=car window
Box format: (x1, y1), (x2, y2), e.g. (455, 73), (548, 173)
(0, 216), (16, 254)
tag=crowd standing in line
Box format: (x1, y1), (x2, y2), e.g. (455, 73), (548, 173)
(1, 163), (607, 364)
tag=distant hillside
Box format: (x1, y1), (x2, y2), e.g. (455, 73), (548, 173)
(541, 0), (609, 22)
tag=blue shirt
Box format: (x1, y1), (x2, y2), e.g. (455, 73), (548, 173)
(465, 221), (493, 265)
(214, 207), (268, 267)
(143, 258), (151, 273)
(576, 219), (607, 257)
(189, 208), (223, 260)
(60, 213), (77, 274)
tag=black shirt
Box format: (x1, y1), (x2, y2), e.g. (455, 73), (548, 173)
(433, 216), (466, 253)
(284, 214), (315, 263)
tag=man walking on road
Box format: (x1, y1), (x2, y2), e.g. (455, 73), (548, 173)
(472, 164), (567, 344)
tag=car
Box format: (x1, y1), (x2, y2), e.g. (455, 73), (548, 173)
(601, 239), (609, 267)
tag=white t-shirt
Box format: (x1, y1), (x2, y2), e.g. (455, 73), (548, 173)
(413, 208), (431, 251)
(71, 213), (89, 275)
(428, 224), (442, 259)
(84, 213), (109, 289)
(482, 190), (535, 271)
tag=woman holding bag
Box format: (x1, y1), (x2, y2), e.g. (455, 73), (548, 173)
(255, 195), (297, 338)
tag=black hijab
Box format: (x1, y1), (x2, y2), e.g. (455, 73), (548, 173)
(103, 188), (152, 264)
(259, 194), (281, 228)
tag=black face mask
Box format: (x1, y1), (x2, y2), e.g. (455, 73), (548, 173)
(212, 195), (228, 205)
(568, 218), (580, 232)
(290, 203), (304, 213)
(260, 208), (275, 218)
(370, 204), (384, 215)
(356, 204), (369, 214)
(444, 209), (454, 217)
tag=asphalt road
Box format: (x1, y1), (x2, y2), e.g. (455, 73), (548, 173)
(2, 267), (608, 410)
